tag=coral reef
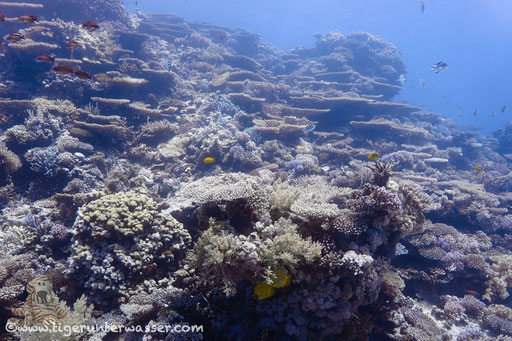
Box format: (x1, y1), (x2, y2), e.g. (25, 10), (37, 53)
(0, 3), (511, 340)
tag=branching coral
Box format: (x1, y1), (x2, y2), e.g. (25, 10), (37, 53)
(484, 254), (512, 302)
(186, 217), (321, 294)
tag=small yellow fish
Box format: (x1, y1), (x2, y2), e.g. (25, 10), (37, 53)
(473, 165), (482, 173)
(203, 157), (215, 164)
(254, 282), (275, 300)
(367, 152), (380, 160)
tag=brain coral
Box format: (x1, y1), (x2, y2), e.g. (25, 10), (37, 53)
(68, 190), (191, 306)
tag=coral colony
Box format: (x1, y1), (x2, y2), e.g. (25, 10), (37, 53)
(0, 0), (512, 340)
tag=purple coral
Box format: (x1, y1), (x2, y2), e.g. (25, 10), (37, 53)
(50, 224), (70, 241)
(285, 155), (317, 176)
(460, 295), (485, 318)
(441, 251), (465, 272)
(456, 327), (484, 341)
(27, 146), (61, 176)
(229, 145), (261, 169)
(370, 185), (402, 215)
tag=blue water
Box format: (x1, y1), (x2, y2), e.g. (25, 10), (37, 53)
(124, 0), (512, 135)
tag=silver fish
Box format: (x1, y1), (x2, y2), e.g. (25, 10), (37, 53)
(398, 74), (406, 85)
(163, 57), (172, 72)
(304, 124), (316, 133)
(431, 61), (448, 73)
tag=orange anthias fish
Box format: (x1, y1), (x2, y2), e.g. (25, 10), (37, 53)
(51, 65), (74, 74)
(81, 21), (100, 31)
(5, 34), (24, 43)
(0, 10), (5, 21)
(19, 14), (38, 24)
(35, 55), (56, 63)
(74, 70), (92, 79)
(66, 41), (82, 49)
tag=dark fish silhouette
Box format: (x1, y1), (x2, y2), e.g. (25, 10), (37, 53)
(0, 10), (5, 21)
(473, 109), (479, 116)
(35, 55), (56, 63)
(19, 14), (38, 24)
(419, 0), (425, 13)
(52, 65), (74, 74)
(431, 61), (448, 73)
(82, 21), (100, 31)
(66, 41), (82, 49)
(502, 105), (507, 113)
(5, 34), (24, 43)
(74, 70), (92, 79)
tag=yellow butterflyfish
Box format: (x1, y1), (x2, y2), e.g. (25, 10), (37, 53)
(367, 152), (380, 160)
(254, 282), (275, 300)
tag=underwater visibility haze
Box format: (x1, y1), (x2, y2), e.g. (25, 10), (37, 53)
(0, 0), (512, 340)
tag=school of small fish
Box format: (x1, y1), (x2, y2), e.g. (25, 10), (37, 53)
(0, 9), (97, 82)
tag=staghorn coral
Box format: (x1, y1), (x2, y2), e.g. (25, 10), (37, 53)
(68, 190), (191, 306)
(369, 160), (396, 187)
(24, 146), (63, 177)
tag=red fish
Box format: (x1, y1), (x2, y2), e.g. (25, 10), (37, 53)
(73, 70), (91, 79)
(51, 65), (74, 74)
(5, 34), (24, 43)
(19, 14), (38, 24)
(0, 10), (5, 22)
(35, 55), (56, 63)
(66, 40), (82, 49)
(81, 21), (100, 31)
